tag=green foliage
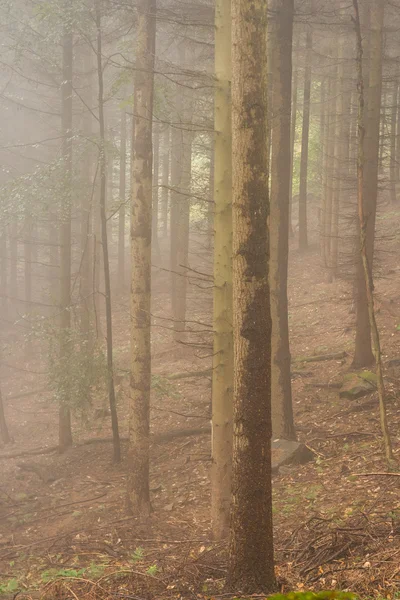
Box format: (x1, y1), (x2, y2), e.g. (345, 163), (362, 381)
(0, 578), (19, 595)
(44, 325), (107, 415)
(146, 564), (159, 577)
(151, 374), (180, 400)
(130, 547), (145, 562)
(268, 593), (356, 600)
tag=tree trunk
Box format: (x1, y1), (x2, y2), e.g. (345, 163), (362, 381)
(298, 24), (313, 252)
(96, 3), (121, 464)
(170, 95), (183, 328)
(0, 231), (7, 319)
(128, 0), (156, 517)
(270, 0), (295, 441)
(118, 108), (127, 290)
(353, 0), (393, 464)
(59, 15), (73, 453)
(227, 0), (275, 589)
(353, 0), (382, 368)
(161, 126), (169, 239)
(0, 385), (11, 444)
(289, 37), (299, 237)
(152, 123), (161, 262)
(211, 0), (233, 540)
(390, 78), (398, 205)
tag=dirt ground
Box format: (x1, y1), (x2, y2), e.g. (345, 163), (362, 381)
(1, 205), (400, 599)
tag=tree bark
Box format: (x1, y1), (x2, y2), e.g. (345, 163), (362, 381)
(227, 0), (275, 589)
(128, 0), (156, 517)
(298, 24), (313, 252)
(96, 3), (121, 463)
(58, 13), (73, 453)
(118, 108), (127, 290)
(161, 126), (170, 239)
(211, 0), (233, 540)
(0, 385), (11, 444)
(270, 0), (295, 441)
(353, 0), (393, 464)
(152, 122), (161, 262)
(353, 0), (382, 368)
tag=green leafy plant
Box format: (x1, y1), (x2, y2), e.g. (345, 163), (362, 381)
(0, 578), (19, 595)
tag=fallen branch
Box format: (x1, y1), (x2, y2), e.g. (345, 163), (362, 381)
(0, 427), (212, 459)
(167, 368), (212, 380)
(355, 472), (400, 477)
(295, 351), (347, 364)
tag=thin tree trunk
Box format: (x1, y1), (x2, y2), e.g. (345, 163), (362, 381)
(211, 0), (233, 540)
(0, 385), (11, 444)
(353, 0), (393, 464)
(118, 108), (127, 289)
(298, 24), (313, 252)
(59, 14), (73, 453)
(128, 0), (156, 517)
(161, 126), (170, 239)
(96, 4), (121, 464)
(289, 38), (299, 238)
(170, 96), (183, 328)
(152, 122), (161, 262)
(270, 0), (295, 441)
(227, 0), (275, 588)
(390, 78), (398, 205)
(0, 231), (7, 319)
(353, 0), (381, 368)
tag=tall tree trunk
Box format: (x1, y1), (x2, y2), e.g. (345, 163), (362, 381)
(227, 0), (275, 589)
(128, 0), (156, 517)
(170, 95), (183, 328)
(96, 4), (121, 463)
(390, 78), (398, 205)
(161, 126), (170, 239)
(353, 0), (393, 464)
(298, 24), (313, 252)
(152, 123), (161, 262)
(289, 39), (299, 238)
(59, 15), (73, 453)
(118, 108), (127, 290)
(211, 0), (233, 540)
(270, 0), (295, 441)
(353, 0), (382, 368)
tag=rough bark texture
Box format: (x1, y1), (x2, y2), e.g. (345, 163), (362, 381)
(128, 0), (156, 517)
(270, 0), (295, 441)
(59, 15), (73, 452)
(211, 0), (233, 540)
(353, 0), (381, 368)
(298, 24), (312, 252)
(227, 0), (275, 589)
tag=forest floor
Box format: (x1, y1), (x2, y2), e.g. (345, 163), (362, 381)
(1, 205), (400, 599)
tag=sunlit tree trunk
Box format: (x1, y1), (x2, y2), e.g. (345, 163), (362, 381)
(128, 0), (156, 517)
(270, 0), (295, 441)
(227, 0), (275, 589)
(211, 0), (233, 540)
(298, 24), (312, 252)
(59, 14), (73, 452)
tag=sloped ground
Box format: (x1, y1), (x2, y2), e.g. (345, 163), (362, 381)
(1, 205), (400, 598)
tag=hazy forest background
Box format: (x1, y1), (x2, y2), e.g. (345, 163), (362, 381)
(1, 0), (400, 597)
